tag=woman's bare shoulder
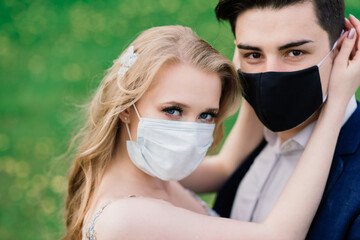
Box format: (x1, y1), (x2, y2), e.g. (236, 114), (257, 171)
(93, 197), (184, 239)
(92, 196), (264, 240)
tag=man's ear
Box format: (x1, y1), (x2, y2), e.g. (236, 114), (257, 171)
(119, 108), (131, 123)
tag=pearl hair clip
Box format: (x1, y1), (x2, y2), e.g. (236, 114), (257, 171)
(117, 46), (139, 77)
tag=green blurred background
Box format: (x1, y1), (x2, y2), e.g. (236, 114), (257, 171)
(0, 0), (359, 239)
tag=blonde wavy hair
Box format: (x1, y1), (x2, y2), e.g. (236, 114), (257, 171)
(63, 25), (241, 240)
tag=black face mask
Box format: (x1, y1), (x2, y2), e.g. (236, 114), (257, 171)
(238, 44), (337, 132)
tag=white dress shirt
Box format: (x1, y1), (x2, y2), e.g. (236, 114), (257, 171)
(230, 96), (357, 222)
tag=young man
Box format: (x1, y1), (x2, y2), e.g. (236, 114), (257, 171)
(212, 0), (360, 239)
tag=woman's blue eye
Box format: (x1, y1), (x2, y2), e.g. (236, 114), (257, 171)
(200, 113), (210, 119)
(167, 109), (179, 115)
(166, 109), (175, 114)
(199, 113), (216, 121)
(162, 107), (182, 117)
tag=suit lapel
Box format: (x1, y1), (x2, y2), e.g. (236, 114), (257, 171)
(323, 155), (344, 198)
(322, 101), (360, 198)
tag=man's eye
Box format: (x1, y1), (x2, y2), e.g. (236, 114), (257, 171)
(246, 52), (262, 59)
(288, 50), (303, 57)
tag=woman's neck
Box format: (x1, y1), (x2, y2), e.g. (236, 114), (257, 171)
(100, 134), (172, 200)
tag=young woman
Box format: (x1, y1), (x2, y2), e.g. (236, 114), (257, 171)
(62, 25), (360, 240)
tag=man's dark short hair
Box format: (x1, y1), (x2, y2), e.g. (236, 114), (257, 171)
(215, 0), (345, 46)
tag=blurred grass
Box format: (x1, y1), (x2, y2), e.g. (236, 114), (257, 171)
(0, 0), (359, 239)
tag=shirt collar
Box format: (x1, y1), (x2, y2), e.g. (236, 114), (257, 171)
(343, 95), (357, 125)
(264, 95), (357, 152)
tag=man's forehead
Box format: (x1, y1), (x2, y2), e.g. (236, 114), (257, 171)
(234, 3), (327, 49)
(235, 1), (316, 23)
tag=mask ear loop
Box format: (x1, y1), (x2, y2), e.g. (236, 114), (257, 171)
(125, 124), (133, 141)
(317, 30), (344, 102)
(317, 29), (345, 67)
(125, 104), (141, 141)
(132, 104), (141, 120)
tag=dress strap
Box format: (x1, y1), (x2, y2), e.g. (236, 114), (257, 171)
(85, 201), (112, 240)
(186, 189), (219, 217)
(84, 195), (143, 240)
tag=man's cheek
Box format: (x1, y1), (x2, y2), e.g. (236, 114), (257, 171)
(319, 64), (332, 96)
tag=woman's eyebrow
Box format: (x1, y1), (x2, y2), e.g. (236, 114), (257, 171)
(161, 101), (190, 108)
(205, 108), (219, 112)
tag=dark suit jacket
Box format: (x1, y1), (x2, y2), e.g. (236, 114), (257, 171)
(214, 101), (360, 240)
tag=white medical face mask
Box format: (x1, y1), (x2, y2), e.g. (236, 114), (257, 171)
(125, 105), (215, 181)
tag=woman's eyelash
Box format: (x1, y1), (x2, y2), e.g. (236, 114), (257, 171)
(202, 111), (218, 118)
(161, 106), (183, 113)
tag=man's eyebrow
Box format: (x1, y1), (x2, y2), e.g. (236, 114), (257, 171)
(237, 44), (262, 51)
(237, 40), (313, 52)
(278, 40), (313, 51)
